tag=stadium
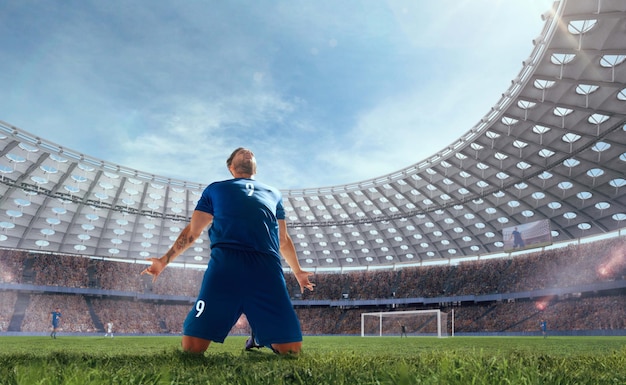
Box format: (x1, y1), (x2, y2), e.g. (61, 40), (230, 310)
(1, 0), (626, 383)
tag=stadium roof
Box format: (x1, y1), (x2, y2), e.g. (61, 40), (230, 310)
(0, 0), (625, 271)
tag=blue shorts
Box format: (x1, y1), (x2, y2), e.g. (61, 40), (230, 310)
(183, 247), (302, 346)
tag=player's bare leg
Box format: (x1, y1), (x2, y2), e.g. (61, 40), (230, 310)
(181, 335), (211, 353)
(271, 341), (302, 355)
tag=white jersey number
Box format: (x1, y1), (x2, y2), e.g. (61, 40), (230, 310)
(195, 300), (205, 318)
(245, 183), (254, 196)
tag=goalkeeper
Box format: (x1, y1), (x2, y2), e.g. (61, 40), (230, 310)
(142, 148), (314, 355)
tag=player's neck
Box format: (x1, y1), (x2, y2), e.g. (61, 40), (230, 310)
(232, 172), (254, 179)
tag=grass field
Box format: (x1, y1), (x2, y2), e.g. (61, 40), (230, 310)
(1, 335), (625, 384)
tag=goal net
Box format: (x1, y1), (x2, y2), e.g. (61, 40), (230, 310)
(361, 309), (449, 337)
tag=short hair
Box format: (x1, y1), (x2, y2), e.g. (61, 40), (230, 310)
(226, 147), (245, 168)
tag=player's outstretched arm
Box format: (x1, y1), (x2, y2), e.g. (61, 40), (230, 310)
(278, 220), (315, 293)
(141, 210), (213, 282)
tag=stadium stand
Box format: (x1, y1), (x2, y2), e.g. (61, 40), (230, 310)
(1, 236), (625, 335)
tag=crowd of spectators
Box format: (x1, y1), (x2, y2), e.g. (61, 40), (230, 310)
(289, 237), (626, 301)
(0, 249), (25, 284)
(32, 254), (90, 288)
(89, 298), (163, 334)
(0, 236), (624, 335)
(21, 294), (94, 333)
(149, 267), (204, 297)
(92, 259), (145, 292)
(0, 291), (16, 332)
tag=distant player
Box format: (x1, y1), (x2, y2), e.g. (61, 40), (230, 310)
(540, 319), (547, 338)
(399, 323), (407, 338)
(510, 227), (525, 249)
(50, 308), (62, 339)
(105, 321), (114, 338)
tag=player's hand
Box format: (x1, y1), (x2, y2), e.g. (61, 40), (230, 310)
(140, 257), (166, 283)
(294, 270), (315, 293)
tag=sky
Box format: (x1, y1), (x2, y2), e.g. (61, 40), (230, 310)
(0, 0), (554, 190)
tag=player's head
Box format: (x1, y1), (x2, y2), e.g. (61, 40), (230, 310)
(227, 147), (257, 177)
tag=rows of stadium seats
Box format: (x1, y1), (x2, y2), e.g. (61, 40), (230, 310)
(1, 290), (624, 335)
(3, 237), (624, 297)
(286, 237), (626, 300)
(1, 236), (625, 334)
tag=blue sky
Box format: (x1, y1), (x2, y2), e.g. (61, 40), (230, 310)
(0, 0), (553, 190)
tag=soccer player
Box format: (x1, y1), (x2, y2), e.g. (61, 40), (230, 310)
(540, 319), (547, 338)
(509, 227), (525, 249)
(400, 323), (407, 338)
(105, 321), (114, 338)
(142, 147), (315, 355)
(50, 308), (61, 339)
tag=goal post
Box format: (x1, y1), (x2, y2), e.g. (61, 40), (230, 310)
(361, 309), (449, 338)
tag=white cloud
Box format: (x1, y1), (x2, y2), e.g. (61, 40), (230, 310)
(113, 89), (302, 184)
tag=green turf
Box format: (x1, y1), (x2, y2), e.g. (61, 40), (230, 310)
(1, 336), (625, 384)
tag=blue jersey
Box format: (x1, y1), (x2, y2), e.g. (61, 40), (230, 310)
(195, 178), (285, 257)
(51, 311), (61, 326)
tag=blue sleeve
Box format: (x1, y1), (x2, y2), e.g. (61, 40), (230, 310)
(276, 196), (285, 220)
(195, 184), (214, 215)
